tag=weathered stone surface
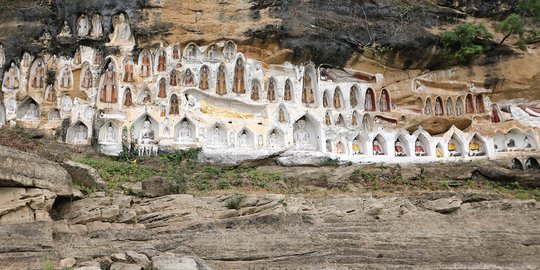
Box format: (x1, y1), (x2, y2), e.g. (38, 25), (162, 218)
(59, 257), (77, 268)
(126, 250), (150, 268)
(62, 161), (107, 190)
(111, 252), (127, 262)
(152, 256), (198, 270)
(422, 196), (463, 213)
(141, 177), (176, 198)
(111, 262), (143, 270)
(0, 145), (78, 196)
(0, 187), (56, 225)
(74, 267), (101, 270)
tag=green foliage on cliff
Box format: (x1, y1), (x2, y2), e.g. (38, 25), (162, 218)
(497, 14), (525, 47)
(441, 23), (493, 63)
(518, 0), (540, 21)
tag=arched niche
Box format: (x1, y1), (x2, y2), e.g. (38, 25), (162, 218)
(205, 44), (219, 61)
(122, 87), (133, 107)
(325, 139), (332, 153)
(283, 79), (293, 101)
(372, 134), (387, 155)
(335, 113), (345, 128)
(98, 122), (119, 144)
(379, 89), (391, 112)
(352, 134), (367, 155)
(250, 79), (261, 101)
(184, 43), (200, 61)
(475, 95), (485, 113)
(174, 117), (196, 143)
(2, 62), (21, 91)
(512, 158), (524, 170)
(324, 110), (333, 126)
(207, 122), (227, 147)
(44, 85), (57, 103)
(445, 97), (454, 116)
(170, 68), (179, 87)
(237, 128), (254, 149)
(216, 64), (228, 96)
(506, 128), (537, 151)
(16, 97), (40, 120)
(223, 40), (237, 60)
(333, 87), (343, 109)
(29, 58), (47, 91)
(61, 96), (72, 112)
(169, 94), (180, 115)
(350, 85), (360, 108)
(199, 65), (209, 90)
(183, 68), (196, 87)
(301, 66), (316, 106)
(293, 115), (320, 151)
(434, 96), (444, 116)
(435, 143), (444, 158)
(414, 133), (431, 156)
(98, 59), (119, 104)
(456, 96), (464, 116)
(465, 94), (475, 114)
(493, 131), (505, 152)
(322, 90), (331, 108)
(364, 88), (376, 112)
(154, 48), (168, 73)
(138, 86), (153, 104)
(362, 114), (373, 131)
(351, 111), (360, 127)
(525, 158), (540, 170)
(172, 45), (181, 60)
(66, 121), (89, 145)
(122, 58), (135, 83)
(233, 57), (246, 94)
(490, 104), (501, 123)
(468, 134), (487, 156)
(448, 134), (464, 157)
(335, 140), (347, 155)
(267, 77), (277, 101)
(138, 49), (152, 78)
(268, 128), (285, 149)
(277, 104), (289, 124)
(57, 65), (73, 90)
(45, 106), (59, 119)
(156, 77), (170, 99)
(394, 133), (410, 157)
(133, 114), (159, 144)
(81, 62), (94, 89)
(424, 97), (433, 115)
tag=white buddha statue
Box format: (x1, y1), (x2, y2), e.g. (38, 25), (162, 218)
(178, 121), (192, 142)
(139, 120), (156, 145)
(211, 126), (223, 145)
(269, 132), (277, 149)
(77, 14), (90, 37)
(3, 63), (20, 90)
(294, 120), (316, 151)
(109, 13), (133, 45)
(24, 103), (39, 120)
(91, 13), (103, 38)
(74, 125), (87, 144)
(239, 132), (248, 148)
(58, 20), (72, 38)
(104, 125), (116, 143)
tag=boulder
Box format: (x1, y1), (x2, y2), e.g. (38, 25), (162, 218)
(0, 187), (56, 225)
(111, 252), (127, 262)
(126, 250), (150, 268)
(151, 256), (198, 270)
(62, 161), (107, 190)
(59, 257), (77, 268)
(423, 196), (462, 214)
(0, 145), (79, 197)
(110, 262), (143, 270)
(141, 177), (176, 198)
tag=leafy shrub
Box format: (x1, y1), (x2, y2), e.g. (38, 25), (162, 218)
(441, 23), (493, 62)
(225, 193), (246, 210)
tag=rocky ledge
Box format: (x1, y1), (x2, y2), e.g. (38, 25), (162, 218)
(0, 145), (539, 269)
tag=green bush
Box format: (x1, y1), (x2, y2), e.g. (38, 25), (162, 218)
(225, 193), (246, 210)
(441, 23), (493, 62)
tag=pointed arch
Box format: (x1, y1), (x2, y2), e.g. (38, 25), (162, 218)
(394, 133), (410, 157)
(512, 158), (524, 170)
(133, 114), (159, 143)
(490, 104), (501, 123)
(267, 77), (276, 101)
(208, 122), (227, 146)
(169, 94), (179, 115)
(57, 64), (73, 90)
(157, 77), (169, 98)
(333, 87), (343, 109)
(98, 58), (119, 104)
(47, 109), (60, 120)
(268, 127), (285, 149)
(379, 89), (391, 112)
(335, 113), (345, 127)
(324, 110), (332, 126)
(364, 88), (376, 112)
(16, 96), (40, 120)
(322, 90), (331, 108)
(468, 133), (487, 156)
(138, 49), (152, 78)
(28, 58), (47, 91)
(237, 128), (254, 148)
(216, 64), (227, 95)
(175, 117), (196, 143)
(445, 97), (454, 116)
(465, 94), (475, 114)
(424, 97), (433, 115)
(98, 122), (119, 144)
(172, 45), (181, 60)
(199, 65), (209, 90)
(293, 113), (321, 151)
(435, 96), (444, 116)
(351, 110), (360, 127)
(350, 85), (360, 108)
(475, 95), (485, 113)
(155, 48), (168, 73)
(184, 43), (199, 60)
(81, 62), (94, 89)
(233, 57), (246, 94)
(122, 87), (133, 107)
(170, 68), (179, 87)
(372, 134), (387, 155)
(66, 121), (89, 145)
(278, 104), (288, 123)
(302, 66), (316, 105)
(362, 114), (373, 131)
(283, 79), (293, 101)
(525, 158), (540, 170)
(251, 79), (261, 101)
(456, 96), (464, 116)
(183, 68), (196, 86)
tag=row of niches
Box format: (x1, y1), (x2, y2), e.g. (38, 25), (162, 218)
(417, 94), (491, 117)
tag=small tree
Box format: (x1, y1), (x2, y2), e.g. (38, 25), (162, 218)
(497, 14), (525, 45)
(518, 0), (540, 21)
(441, 23), (493, 62)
